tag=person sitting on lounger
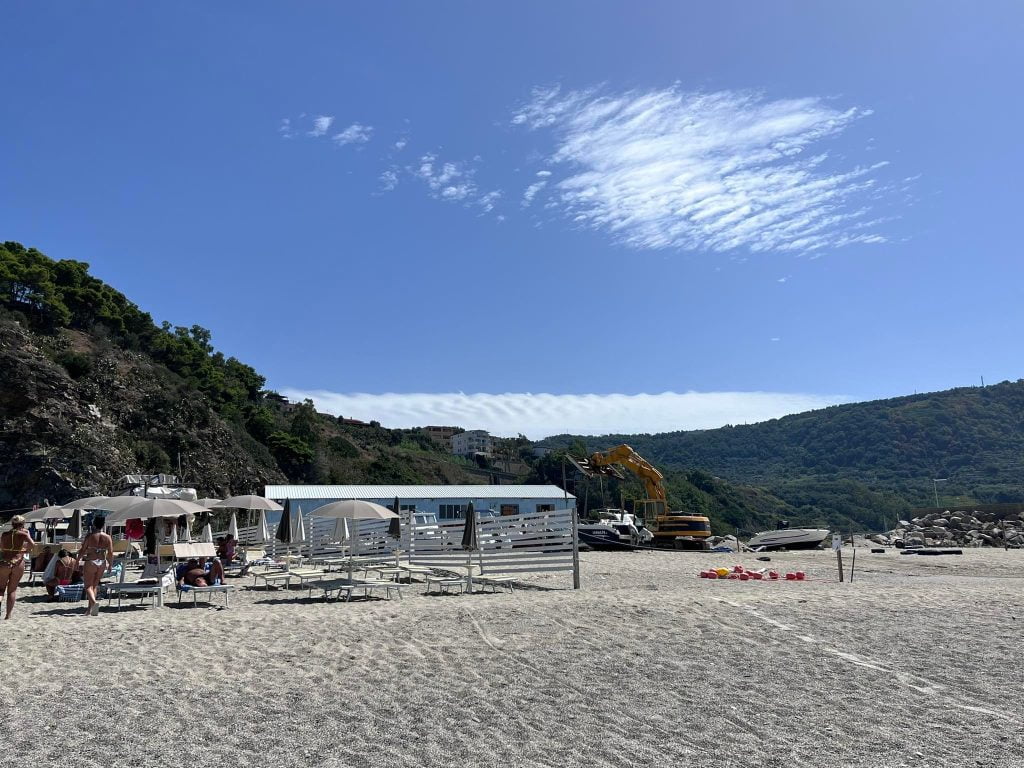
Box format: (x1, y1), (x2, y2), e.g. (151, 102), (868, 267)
(205, 557), (224, 585)
(179, 559), (209, 587)
(220, 535), (237, 563)
(45, 549), (79, 601)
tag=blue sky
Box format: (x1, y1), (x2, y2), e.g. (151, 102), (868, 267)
(3, 2), (1022, 436)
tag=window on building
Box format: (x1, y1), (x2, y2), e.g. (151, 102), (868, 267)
(500, 504), (520, 516)
(536, 504), (555, 513)
(438, 504), (468, 520)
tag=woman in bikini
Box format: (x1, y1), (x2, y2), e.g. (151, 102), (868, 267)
(0, 515), (35, 619)
(79, 516), (113, 616)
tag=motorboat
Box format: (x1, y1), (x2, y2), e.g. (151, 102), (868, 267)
(112, 474), (198, 500)
(746, 521), (829, 551)
(577, 509), (653, 550)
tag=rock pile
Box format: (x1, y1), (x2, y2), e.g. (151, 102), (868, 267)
(881, 509), (1024, 548)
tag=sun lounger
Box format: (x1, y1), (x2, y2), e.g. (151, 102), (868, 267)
(474, 575), (516, 593)
(104, 563), (174, 609)
(424, 575), (466, 595)
(251, 568), (293, 590)
(177, 583), (235, 607)
(307, 578), (403, 602)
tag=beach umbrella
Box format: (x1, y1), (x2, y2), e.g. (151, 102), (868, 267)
(66, 509), (83, 540)
(292, 505), (307, 563)
(334, 516), (350, 546)
(228, 512), (239, 541)
(169, 525), (178, 545)
(61, 495), (111, 511)
(461, 502), (480, 593)
(196, 498), (223, 509)
(255, 509), (270, 544)
(213, 495), (283, 512)
(311, 499), (398, 580)
(388, 497), (402, 540)
(105, 497), (208, 523)
(24, 505), (70, 523)
(200, 523), (214, 543)
(276, 498), (295, 569)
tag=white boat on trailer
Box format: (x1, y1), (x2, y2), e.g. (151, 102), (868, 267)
(577, 509), (653, 550)
(747, 521), (829, 551)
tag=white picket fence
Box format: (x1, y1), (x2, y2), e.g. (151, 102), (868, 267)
(408, 508), (576, 576)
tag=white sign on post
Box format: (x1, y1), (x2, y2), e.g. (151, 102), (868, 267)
(832, 534), (843, 551)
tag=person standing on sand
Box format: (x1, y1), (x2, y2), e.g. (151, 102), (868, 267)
(0, 515), (34, 619)
(79, 516), (113, 617)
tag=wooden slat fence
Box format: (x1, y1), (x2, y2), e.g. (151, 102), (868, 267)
(408, 508), (575, 575)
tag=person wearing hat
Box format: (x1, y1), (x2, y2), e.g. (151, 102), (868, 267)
(0, 515), (34, 619)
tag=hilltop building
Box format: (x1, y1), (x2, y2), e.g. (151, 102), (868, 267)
(423, 425), (463, 450)
(451, 429), (493, 457)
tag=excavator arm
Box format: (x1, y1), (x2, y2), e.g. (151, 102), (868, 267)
(572, 444), (667, 503)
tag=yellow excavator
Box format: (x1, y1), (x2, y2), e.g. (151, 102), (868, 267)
(569, 444), (712, 548)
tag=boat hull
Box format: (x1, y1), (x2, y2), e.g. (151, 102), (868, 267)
(747, 528), (830, 551)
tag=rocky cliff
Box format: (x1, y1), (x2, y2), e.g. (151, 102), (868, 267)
(0, 319), (285, 508)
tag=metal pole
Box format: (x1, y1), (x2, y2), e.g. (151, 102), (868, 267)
(564, 459), (580, 590)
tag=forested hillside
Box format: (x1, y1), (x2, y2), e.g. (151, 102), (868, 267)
(0, 241), (481, 508)
(540, 381), (1024, 532)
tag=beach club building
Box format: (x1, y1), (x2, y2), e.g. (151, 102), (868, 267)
(263, 484), (575, 520)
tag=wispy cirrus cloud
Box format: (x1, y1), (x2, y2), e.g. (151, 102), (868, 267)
(308, 115), (334, 137)
(333, 123), (373, 146)
(511, 85), (892, 253)
(281, 389), (848, 439)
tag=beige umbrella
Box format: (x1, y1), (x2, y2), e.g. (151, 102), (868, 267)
(24, 505), (71, 523)
(212, 495), (283, 512)
(196, 498), (223, 509)
(105, 498), (208, 524)
(61, 495), (111, 510)
(200, 523), (214, 544)
(312, 500), (398, 580)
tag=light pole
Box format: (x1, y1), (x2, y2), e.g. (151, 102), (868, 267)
(933, 478), (948, 509)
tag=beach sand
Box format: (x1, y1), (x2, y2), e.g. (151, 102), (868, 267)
(2, 549), (1022, 768)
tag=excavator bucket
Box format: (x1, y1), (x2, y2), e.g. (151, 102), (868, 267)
(567, 455), (625, 479)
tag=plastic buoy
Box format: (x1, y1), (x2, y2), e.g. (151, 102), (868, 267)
(795, 571), (806, 581)
(739, 573), (750, 581)
(715, 567), (730, 578)
(785, 572), (797, 580)
(733, 565), (745, 573)
(750, 572), (763, 580)
(768, 571), (780, 580)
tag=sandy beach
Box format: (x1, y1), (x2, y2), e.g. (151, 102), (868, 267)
(2, 549), (1022, 768)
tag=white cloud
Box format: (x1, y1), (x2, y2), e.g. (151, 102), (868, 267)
(522, 180), (548, 207)
(379, 168), (399, 192)
(309, 115), (335, 137)
(511, 85), (891, 253)
(777, 276), (789, 283)
(412, 152), (502, 212)
(477, 190), (502, 213)
(280, 390), (848, 439)
(535, 170), (552, 178)
(333, 123), (374, 146)
(394, 138), (408, 150)
(279, 118), (294, 139)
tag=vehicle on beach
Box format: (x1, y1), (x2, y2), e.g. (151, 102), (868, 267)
(577, 508), (652, 550)
(569, 445), (713, 547)
(746, 521), (830, 551)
